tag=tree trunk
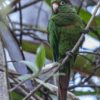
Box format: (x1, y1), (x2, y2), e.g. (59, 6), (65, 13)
(0, 37), (11, 100)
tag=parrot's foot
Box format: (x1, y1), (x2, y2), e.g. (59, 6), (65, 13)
(81, 29), (89, 34)
(66, 51), (74, 58)
(91, 61), (96, 65)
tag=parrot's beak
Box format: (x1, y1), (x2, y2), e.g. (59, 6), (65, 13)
(52, 2), (59, 14)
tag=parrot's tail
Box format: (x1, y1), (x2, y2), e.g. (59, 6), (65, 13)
(58, 62), (71, 100)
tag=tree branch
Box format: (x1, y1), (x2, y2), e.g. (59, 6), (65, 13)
(79, 51), (100, 55)
(9, 75), (43, 100)
(35, 79), (80, 100)
(10, 0), (43, 14)
(77, 0), (85, 14)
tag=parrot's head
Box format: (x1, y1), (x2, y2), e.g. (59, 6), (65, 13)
(51, 0), (75, 14)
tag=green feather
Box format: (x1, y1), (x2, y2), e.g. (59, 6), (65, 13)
(47, 19), (59, 61)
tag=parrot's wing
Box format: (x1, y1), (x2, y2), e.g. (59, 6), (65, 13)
(47, 19), (58, 61)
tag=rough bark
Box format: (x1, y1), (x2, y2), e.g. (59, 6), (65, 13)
(0, 37), (11, 100)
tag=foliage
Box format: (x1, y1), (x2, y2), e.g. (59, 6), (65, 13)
(22, 41), (53, 60)
(18, 45), (45, 80)
(18, 45), (60, 92)
(36, 44), (45, 70)
(44, 0), (51, 7)
(11, 92), (23, 100)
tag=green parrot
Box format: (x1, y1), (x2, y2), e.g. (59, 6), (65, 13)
(47, 0), (85, 100)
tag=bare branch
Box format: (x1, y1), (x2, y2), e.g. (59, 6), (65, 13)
(13, 28), (47, 33)
(9, 75), (43, 100)
(19, 2), (23, 46)
(8, 73), (37, 92)
(35, 79), (80, 100)
(77, 0), (85, 14)
(0, 68), (21, 76)
(79, 51), (100, 55)
(10, 0), (43, 14)
(69, 84), (100, 89)
(79, 54), (94, 64)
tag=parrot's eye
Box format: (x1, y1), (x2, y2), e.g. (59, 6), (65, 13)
(60, 1), (66, 5)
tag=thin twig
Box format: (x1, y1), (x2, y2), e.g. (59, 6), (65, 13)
(9, 73), (36, 92)
(69, 84), (100, 89)
(10, 0), (43, 14)
(77, 0), (84, 14)
(79, 54), (94, 64)
(19, 31), (49, 46)
(0, 68), (22, 76)
(35, 79), (80, 100)
(8, 63), (57, 92)
(19, 2), (23, 46)
(34, 5), (49, 22)
(78, 50), (100, 85)
(39, 89), (52, 100)
(35, 1), (43, 28)
(12, 22), (34, 27)
(9, 75), (43, 100)
(14, 28), (47, 33)
(79, 64), (100, 85)
(91, 27), (100, 29)
(79, 51), (100, 55)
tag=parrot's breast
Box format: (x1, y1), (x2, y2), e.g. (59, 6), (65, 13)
(64, 22), (78, 29)
(58, 25), (81, 59)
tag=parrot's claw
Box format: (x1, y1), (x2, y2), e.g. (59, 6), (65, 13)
(91, 61), (96, 65)
(66, 51), (74, 58)
(81, 29), (89, 34)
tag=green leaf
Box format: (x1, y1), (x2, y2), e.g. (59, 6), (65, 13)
(22, 40), (53, 60)
(11, 92), (23, 99)
(36, 45), (45, 70)
(19, 61), (39, 73)
(18, 74), (31, 80)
